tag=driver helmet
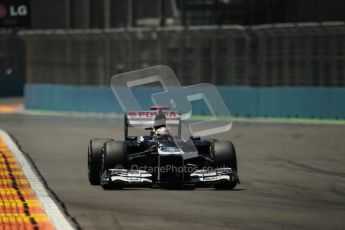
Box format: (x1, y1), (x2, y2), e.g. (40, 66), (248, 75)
(154, 127), (173, 141)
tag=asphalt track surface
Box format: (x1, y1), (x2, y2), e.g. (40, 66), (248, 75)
(0, 113), (344, 230)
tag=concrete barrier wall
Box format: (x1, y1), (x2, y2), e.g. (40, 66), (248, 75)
(24, 84), (345, 119)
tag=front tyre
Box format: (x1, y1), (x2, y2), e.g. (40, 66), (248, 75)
(101, 141), (127, 190)
(101, 141), (127, 171)
(213, 181), (237, 190)
(212, 141), (238, 190)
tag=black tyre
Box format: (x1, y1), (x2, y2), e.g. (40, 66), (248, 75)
(101, 141), (127, 171)
(212, 141), (238, 190)
(213, 141), (237, 171)
(101, 141), (127, 190)
(88, 138), (113, 185)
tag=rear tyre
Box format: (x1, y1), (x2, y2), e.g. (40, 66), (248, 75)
(88, 138), (113, 185)
(212, 141), (238, 190)
(101, 141), (127, 190)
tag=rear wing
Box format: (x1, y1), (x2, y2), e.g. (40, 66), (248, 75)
(124, 111), (181, 138)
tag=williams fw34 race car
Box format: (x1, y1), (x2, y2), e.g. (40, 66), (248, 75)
(88, 106), (240, 189)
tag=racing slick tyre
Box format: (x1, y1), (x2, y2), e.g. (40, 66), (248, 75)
(101, 141), (127, 189)
(212, 141), (238, 190)
(88, 138), (113, 185)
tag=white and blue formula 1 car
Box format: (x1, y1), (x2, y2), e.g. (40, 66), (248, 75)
(88, 106), (239, 189)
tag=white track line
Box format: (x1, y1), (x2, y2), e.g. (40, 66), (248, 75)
(0, 129), (75, 230)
